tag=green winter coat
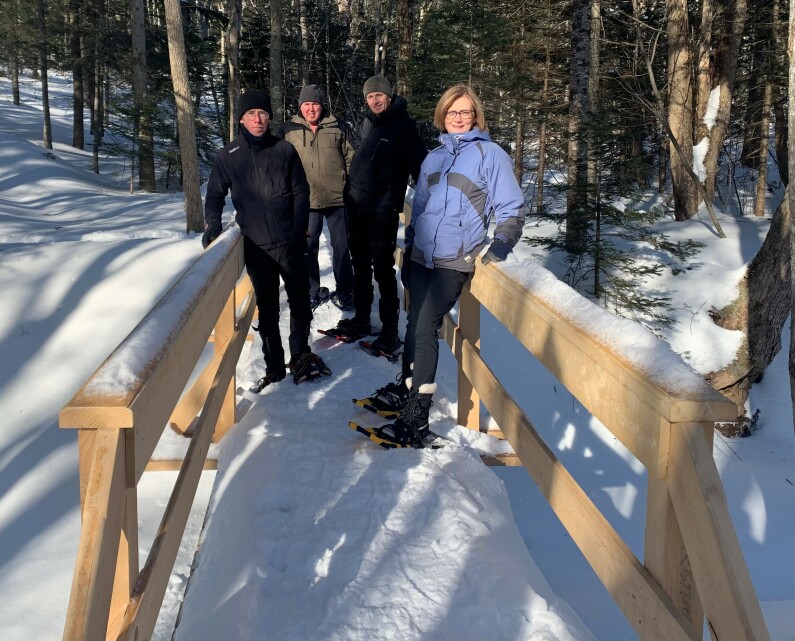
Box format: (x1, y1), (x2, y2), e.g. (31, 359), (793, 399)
(281, 112), (356, 210)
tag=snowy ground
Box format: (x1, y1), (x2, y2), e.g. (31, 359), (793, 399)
(0, 73), (792, 641)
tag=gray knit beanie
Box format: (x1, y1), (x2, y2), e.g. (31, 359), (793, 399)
(362, 75), (393, 98)
(298, 84), (324, 106)
(237, 90), (272, 121)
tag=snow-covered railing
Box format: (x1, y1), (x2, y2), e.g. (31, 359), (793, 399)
(58, 226), (254, 641)
(436, 256), (770, 641)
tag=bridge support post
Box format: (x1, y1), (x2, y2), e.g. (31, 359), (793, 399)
(457, 282), (481, 431)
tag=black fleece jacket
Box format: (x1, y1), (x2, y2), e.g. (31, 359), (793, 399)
(347, 96), (426, 216)
(204, 130), (310, 249)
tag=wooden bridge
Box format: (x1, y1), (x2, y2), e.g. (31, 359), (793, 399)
(59, 221), (770, 641)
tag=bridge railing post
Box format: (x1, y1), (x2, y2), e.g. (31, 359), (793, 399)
(456, 282), (481, 431)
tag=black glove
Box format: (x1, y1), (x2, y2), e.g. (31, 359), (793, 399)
(401, 245), (412, 289)
(481, 239), (511, 265)
(201, 227), (221, 248)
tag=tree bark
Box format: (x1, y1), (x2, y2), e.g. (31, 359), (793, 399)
(701, 0), (747, 204)
(708, 197), (791, 429)
(39, 0), (53, 150)
(565, 0), (591, 253)
(667, 0), (698, 220)
(163, 0), (204, 232)
(789, 0), (795, 431)
(69, 0), (84, 150)
(395, 0), (413, 98)
(131, 0), (156, 192)
(226, 0), (241, 142)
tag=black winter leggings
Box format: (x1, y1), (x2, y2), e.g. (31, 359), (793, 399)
(402, 262), (471, 392)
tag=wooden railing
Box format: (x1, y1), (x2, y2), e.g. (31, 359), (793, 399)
(441, 260), (770, 641)
(59, 227), (253, 641)
(59, 214), (770, 640)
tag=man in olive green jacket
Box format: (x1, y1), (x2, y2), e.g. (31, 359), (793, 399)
(281, 85), (356, 311)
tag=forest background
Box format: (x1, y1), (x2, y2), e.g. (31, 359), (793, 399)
(0, 0), (792, 427)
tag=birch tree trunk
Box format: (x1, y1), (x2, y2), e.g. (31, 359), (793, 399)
(298, 0), (310, 87)
(163, 0), (204, 232)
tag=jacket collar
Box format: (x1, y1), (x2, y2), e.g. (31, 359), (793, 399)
(439, 127), (491, 153)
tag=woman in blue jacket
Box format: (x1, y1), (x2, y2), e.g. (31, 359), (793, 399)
(367, 84), (526, 447)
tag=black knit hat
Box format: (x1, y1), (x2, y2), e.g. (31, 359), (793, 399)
(298, 84), (324, 106)
(237, 90), (272, 121)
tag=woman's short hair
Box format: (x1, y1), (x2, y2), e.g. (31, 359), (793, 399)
(433, 84), (487, 132)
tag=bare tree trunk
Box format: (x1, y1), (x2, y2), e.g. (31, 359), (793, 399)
(789, 0), (795, 431)
(708, 197), (791, 428)
(395, 0), (413, 98)
(270, 0), (284, 127)
(754, 81), (773, 217)
(131, 0), (156, 192)
(537, 3), (551, 216)
(69, 0), (84, 149)
(565, 0), (591, 254)
(586, 0), (600, 188)
(702, 0), (748, 204)
(39, 0), (53, 150)
(667, 0), (698, 220)
(163, 0), (204, 232)
(226, 0), (241, 142)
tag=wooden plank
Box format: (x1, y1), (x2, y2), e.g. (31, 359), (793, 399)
(456, 284), (481, 430)
(445, 325), (700, 641)
(117, 318), (251, 640)
(480, 454), (523, 466)
(214, 290), (236, 437)
(63, 430), (127, 641)
(144, 459), (218, 472)
(466, 267), (669, 474)
(645, 474), (704, 632)
(168, 346), (225, 435)
(668, 423), (771, 641)
(469, 265), (736, 425)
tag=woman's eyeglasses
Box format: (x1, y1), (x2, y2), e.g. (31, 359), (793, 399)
(445, 110), (475, 119)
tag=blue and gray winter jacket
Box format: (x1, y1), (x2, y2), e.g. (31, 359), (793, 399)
(407, 128), (526, 271)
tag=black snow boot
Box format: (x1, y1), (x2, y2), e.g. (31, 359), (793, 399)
(375, 393), (433, 447)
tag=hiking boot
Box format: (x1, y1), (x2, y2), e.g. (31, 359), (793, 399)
(290, 351), (332, 384)
(330, 290), (355, 312)
(334, 316), (371, 339)
(374, 393), (433, 447)
(356, 373), (411, 416)
(369, 329), (402, 355)
(249, 370), (286, 393)
(310, 286), (331, 310)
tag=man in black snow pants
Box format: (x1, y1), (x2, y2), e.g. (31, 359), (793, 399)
(329, 75), (426, 354)
(203, 89), (331, 391)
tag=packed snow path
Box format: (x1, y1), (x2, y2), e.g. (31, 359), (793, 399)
(172, 300), (592, 641)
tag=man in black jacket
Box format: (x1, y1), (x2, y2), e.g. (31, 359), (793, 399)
(330, 75), (427, 354)
(203, 89), (331, 390)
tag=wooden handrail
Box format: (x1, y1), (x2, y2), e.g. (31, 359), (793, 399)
(437, 259), (769, 641)
(60, 227), (252, 641)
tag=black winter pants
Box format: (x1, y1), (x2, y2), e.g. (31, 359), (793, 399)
(402, 262), (471, 392)
(307, 206), (354, 297)
(346, 201), (400, 332)
(244, 235), (313, 376)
